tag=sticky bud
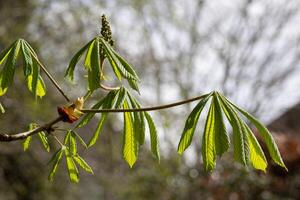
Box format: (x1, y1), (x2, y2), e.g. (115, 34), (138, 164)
(58, 97), (84, 123)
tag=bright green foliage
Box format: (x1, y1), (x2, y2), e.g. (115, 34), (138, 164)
(65, 149), (79, 183)
(122, 100), (138, 167)
(177, 92), (285, 172)
(22, 123), (50, 152)
(48, 148), (64, 181)
(177, 93), (212, 154)
(65, 37), (140, 93)
(144, 113), (160, 161)
(0, 102), (4, 113)
(0, 39), (46, 98)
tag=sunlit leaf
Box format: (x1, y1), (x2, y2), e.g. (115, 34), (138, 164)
(218, 94), (248, 166)
(201, 99), (216, 171)
(65, 39), (94, 81)
(22, 136), (32, 151)
(0, 102), (4, 114)
(122, 100), (138, 167)
(69, 131), (77, 155)
(72, 131), (87, 149)
(88, 39), (101, 91)
(87, 114), (107, 148)
(223, 94), (287, 169)
(244, 123), (267, 171)
(84, 39), (95, 70)
(73, 155), (94, 174)
(65, 150), (79, 183)
(177, 94), (212, 154)
(48, 148), (64, 181)
(213, 95), (230, 156)
(21, 40), (33, 76)
(144, 112), (160, 161)
(38, 131), (50, 152)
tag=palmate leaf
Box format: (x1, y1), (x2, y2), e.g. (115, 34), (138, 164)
(221, 94), (287, 169)
(88, 39), (101, 91)
(0, 39), (46, 98)
(177, 93), (212, 155)
(38, 131), (50, 152)
(122, 100), (138, 168)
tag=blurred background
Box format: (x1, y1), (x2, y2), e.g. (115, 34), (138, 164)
(0, 0), (300, 199)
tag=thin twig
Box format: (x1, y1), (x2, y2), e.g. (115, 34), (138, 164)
(81, 93), (209, 113)
(100, 83), (120, 91)
(33, 55), (70, 102)
(0, 116), (63, 142)
(52, 135), (64, 147)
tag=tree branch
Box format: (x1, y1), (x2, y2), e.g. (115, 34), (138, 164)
(81, 93), (209, 113)
(0, 116), (63, 142)
(0, 93), (208, 142)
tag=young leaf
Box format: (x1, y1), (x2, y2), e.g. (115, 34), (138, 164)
(72, 131), (87, 148)
(48, 149), (64, 181)
(65, 150), (79, 183)
(73, 155), (94, 174)
(122, 100), (138, 167)
(0, 42), (14, 65)
(144, 112), (160, 161)
(201, 99), (216, 171)
(218, 94), (248, 166)
(0, 40), (21, 92)
(38, 131), (50, 152)
(177, 94), (212, 154)
(99, 38), (137, 81)
(20, 40), (33, 76)
(213, 95), (230, 156)
(88, 39), (101, 91)
(69, 131), (77, 155)
(127, 91), (146, 145)
(84, 39), (95, 70)
(22, 136), (32, 151)
(0, 102), (5, 113)
(244, 123), (267, 171)
(222, 95), (287, 169)
(65, 39), (94, 81)
(87, 114), (107, 147)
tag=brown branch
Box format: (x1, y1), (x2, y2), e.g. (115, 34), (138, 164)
(0, 116), (63, 142)
(0, 93), (209, 142)
(81, 93), (209, 113)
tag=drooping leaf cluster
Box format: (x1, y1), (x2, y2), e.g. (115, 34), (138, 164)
(65, 37), (140, 93)
(178, 92), (286, 172)
(0, 39), (46, 98)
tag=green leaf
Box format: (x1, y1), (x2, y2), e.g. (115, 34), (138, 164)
(122, 100), (138, 167)
(223, 95), (287, 169)
(144, 112), (160, 161)
(112, 49), (140, 80)
(126, 91), (145, 145)
(73, 155), (94, 174)
(218, 94), (248, 166)
(244, 123), (267, 171)
(65, 150), (79, 183)
(213, 95), (230, 156)
(87, 114), (107, 147)
(177, 94), (212, 154)
(201, 99), (216, 171)
(0, 42), (14, 65)
(0, 102), (5, 114)
(65, 39), (94, 81)
(48, 149), (64, 181)
(76, 98), (105, 128)
(114, 87), (127, 108)
(22, 136), (32, 151)
(38, 131), (50, 152)
(88, 39), (101, 91)
(0, 40), (21, 91)
(69, 131), (77, 155)
(21, 40), (33, 76)
(27, 73), (46, 98)
(100, 38), (138, 81)
(84, 39), (95, 70)
(72, 131), (87, 148)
